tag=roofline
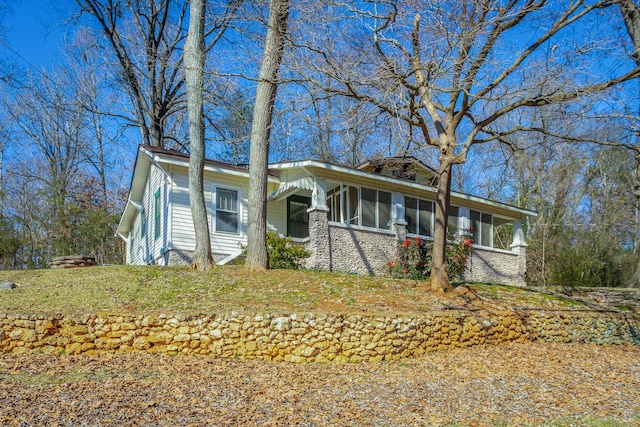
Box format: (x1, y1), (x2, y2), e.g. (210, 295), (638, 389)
(356, 156), (439, 176)
(269, 159), (537, 218)
(140, 145), (280, 182)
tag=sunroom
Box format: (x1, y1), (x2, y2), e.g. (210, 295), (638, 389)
(268, 157), (534, 285)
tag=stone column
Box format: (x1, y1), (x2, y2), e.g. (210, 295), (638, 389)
(306, 207), (331, 271)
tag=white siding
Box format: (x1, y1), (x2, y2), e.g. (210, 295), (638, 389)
(129, 164), (168, 265)
(170, 171), (198, 251)
(267, 199), (287, 234)
(169, 166), (259, 257)
(209, 173), (248, 256)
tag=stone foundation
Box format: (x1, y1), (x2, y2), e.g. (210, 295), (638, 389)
(1, 310), (637, 362)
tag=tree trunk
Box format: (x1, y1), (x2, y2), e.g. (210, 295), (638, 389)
(429, 158), (454, 293)
(245, 0), (290, 271)
(619, 0), (640, 287)
(185, 0), (213, 271)
(619, 0), (640, 64)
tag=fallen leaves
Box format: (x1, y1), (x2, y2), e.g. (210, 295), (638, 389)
(0, 343), (639, 426)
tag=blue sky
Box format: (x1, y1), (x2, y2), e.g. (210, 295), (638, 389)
(3, 0), (64, 68)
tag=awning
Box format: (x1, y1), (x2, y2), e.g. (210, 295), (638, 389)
(267, 177), (314, 201)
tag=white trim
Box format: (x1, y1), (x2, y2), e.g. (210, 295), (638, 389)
(217, 250), (243, 265)
(212, 184), (242, 236)
(269, 160), (536, 218)
(327, 221), (397, 236)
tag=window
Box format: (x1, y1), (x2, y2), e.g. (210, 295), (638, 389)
(129, 227), (134, 264)
(347, 185), (359, 225)
(287, 196), (310, 238)
(327, 184), (391, 230)
(361, 187), (376, 228)
(447, 206), (459, 237)
(405, 197), (434, 237)
(216, 188), (238, 233)
(154, 189), (161, 240)
(470, 210), (493, 247)
(140, 211), (145, 238)
(328, 187), (342, 222)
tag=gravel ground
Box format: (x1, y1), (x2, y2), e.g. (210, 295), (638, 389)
(1, 343), (639, 426)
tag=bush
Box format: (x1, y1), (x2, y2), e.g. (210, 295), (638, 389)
(242, 232), (311, 270)
(386, 236), (471, 281)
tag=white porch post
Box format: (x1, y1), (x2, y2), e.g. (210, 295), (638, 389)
(510, 219), (528, 286)
(458, 207), (471, 240)
(311, 177), (328, 211)
(392, 192), (407, 242)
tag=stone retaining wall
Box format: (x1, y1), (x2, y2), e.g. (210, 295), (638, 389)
(1, 310), (638, 362)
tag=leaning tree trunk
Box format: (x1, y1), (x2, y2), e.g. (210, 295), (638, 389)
(185, 0), (213, 271)
(429, 159), (454, 293)
(245, 0), (290, 271)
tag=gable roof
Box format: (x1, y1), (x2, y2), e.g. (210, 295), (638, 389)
(356, 156), (438, 185)
(117, 145), (536, 237)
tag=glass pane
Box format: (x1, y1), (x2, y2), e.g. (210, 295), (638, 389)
(361, 187), (376, 228)
(378, 191), (391, 230)
(419, 200), (433, 236)
(481, 213), (492, 247)
(217, 189), (237, 212)
(405, 197), (417, 234)
(493, 217), (512, 250)
(289, 200), (309, 238)
(470, 210), (481, 244)
(216, 211), (237, 233)
(347, 186), (359, 225)
(447, 206), (459, 236)
(216, 188), (238, 233)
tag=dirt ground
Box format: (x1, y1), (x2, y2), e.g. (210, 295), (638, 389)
(1, 342), (639, 426)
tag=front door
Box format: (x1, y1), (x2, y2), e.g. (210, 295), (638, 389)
(287, 195), (311, 238)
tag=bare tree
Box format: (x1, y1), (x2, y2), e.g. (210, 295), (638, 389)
(294, 0), (640, 292)
(71, 0), (242, 149)
(245, 0), (290, 270)
(615, 0), (640, 286)
(186, 0), (214, 271)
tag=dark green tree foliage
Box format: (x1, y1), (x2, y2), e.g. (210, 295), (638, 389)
(242, 232), (310, 270)
(265, 232), (310, 270)
(0, 219), (20, 268)
(50, 177), (124, 265)
(545, 229), (634, 288)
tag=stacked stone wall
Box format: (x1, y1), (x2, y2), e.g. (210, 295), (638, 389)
(1, 310), (637, 362)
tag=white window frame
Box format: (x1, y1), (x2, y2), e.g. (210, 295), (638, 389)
(470, 209), (493, 248)
(327, 184), (392, 231)
(213, 185), (241, 235)
(404, 196), (435, 237)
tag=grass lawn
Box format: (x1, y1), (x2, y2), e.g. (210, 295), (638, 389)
(0, 265), (621, 316)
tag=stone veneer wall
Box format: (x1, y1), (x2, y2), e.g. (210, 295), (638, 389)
(324, 225), (398, 275)
(2, 310), (638, 362)
(461, 246), (527, 287)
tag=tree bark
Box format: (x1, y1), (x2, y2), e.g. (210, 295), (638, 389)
(430, 157), (454, 293)
(185, 0), (213, 271)
(618, 0), (640, 287)
(619, 0), (640, 64)
(245, 0), (290, 271)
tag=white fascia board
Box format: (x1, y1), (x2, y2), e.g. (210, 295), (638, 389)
(117, 200), (138, 235)
(152, 153), (279, 184)
(269, 160), (537, 219)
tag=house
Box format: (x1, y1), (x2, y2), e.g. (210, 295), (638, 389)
(117, 145), (537, 286)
